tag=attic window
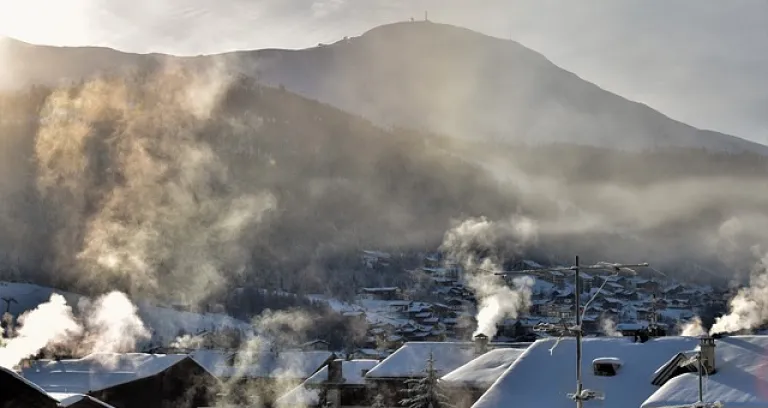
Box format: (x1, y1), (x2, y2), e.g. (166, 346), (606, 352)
(593, 357), (623, 377)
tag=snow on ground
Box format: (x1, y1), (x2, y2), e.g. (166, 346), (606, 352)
(0, 281), (252, 345)
(642, 336), (768, 408)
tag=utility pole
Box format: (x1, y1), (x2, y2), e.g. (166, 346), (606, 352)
(493, 257), (650, 408)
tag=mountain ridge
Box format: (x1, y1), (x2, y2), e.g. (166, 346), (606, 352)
(2, 21), (767, 155)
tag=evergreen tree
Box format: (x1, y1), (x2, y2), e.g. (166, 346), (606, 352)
(399, 352), (452, 408)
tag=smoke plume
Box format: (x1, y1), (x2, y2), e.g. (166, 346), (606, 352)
(219, 309), (315, 407)
(680, 316), (707, 337)
(440, 215), (537, 338)
(0, 290), (152, 369)
(33, 64), (276, 305)
(600, 318), (622, 337)
(0, 294), (81, 369)
(710, 251), (768, 335)
(78, 291), (150, 360)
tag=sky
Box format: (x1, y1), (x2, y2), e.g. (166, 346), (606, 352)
(1, 0), (767, 144)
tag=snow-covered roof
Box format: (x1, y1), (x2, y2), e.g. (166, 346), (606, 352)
(305, 359), (379, 386)
(50, 393), (116, 408)
(365, 342), (477, 379)
(642, 336), (768, 408)
(22, 353), (191, 394)
(0, 365), (58, 404)
(441, 348), (526, 388)
(195, 349), (334, 379)
(276, 360), (379, 408)
(472, 337), (700, 408)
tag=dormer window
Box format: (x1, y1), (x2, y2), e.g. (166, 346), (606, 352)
(593, 357), (623, 376)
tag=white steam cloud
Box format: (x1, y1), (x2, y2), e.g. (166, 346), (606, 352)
(0, 293), (81, 369)
(710, 251), (768, 335)
(440, 215), (537, 339)
(0, 291), (149, 370)
(79, 291), (150, 359)
(680, 316), (707, 337)
(600, 318), (622, 337)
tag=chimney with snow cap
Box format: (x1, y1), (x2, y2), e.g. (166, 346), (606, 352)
(699, 335), (716, 374)
(474, 333), (489, 355)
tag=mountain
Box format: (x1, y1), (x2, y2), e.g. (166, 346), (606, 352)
(2, 22), (767, 155)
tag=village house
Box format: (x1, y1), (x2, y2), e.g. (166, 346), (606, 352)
(364, 340), (484, 406)
(643, 336), (768, 408)
(0, 365), (59, 408)
(276, 359), (380, 408)
(359, 287), (400, 301)
(21, 352), (219, 408)
(440, 347), (525, 408)
(191, 349), (335, 407)
(470, 336), (700, 408)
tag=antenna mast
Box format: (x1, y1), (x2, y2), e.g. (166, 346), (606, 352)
(493, 257), (651, 408)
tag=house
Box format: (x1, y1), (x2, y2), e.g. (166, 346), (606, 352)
(643, 336), (768, 408)
(440, 348), (526, 408)
(360, 288), (399, 301)
(636, 279), (661, 293)
(301, 340), (331, 351)
(364, 341), (483, 405)
(276, 359), (380, 408)
(471, 336), (699, 408)
(0, 365), (59, 408)
(21, 353), (219, 408)
(191, 349), (335, 407)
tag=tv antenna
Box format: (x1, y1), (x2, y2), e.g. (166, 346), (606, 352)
(492, 256), (650, 408)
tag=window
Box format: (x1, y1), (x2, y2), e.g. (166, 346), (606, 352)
(593, 357), (623, 377)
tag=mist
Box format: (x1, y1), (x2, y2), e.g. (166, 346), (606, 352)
(1, 24), (768, 335)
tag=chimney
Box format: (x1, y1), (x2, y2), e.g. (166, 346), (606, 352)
(474, 333), (489, 355)
(699, 335), (716, 374)
(327, 359), (344, 384)
(326, 360), (343, 408)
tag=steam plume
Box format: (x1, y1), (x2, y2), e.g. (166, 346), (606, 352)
(0, 294), (81, 369)
(680, 316), (707, 337)
(440, 215), (537, 338)
(710, 251), (768, 335)
(79, 291), (150, 359)
(33, 64), (276, 305)
(0, 290), (152, 370)
(600, 318), (622, 337)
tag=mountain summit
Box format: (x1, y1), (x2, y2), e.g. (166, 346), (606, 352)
(1, 21), (766, 155)
(237, 21), (768, 154)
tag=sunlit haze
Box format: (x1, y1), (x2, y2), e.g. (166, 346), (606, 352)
(0, 0), (767, 143)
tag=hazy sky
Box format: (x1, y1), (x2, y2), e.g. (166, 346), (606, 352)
(1, 0), (767, 143)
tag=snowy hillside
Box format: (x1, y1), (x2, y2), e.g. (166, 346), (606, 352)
(0, 281), (252, 345)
